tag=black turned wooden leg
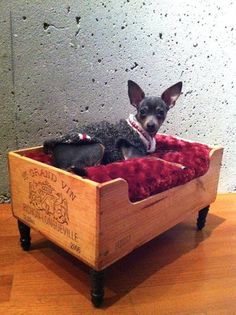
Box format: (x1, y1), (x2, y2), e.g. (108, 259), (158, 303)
(197, 206), (210, 230)
(90, 269), (105, 307)
(17, 220), (31, 251)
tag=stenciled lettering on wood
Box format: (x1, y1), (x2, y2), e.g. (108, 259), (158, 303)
(22, 168), (77, 201)
(20, 168), (80, 252)
(28, 180), (69, 224)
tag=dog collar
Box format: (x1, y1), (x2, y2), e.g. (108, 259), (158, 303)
(126, 114), (156, 153)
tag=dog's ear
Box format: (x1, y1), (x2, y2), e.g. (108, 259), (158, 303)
(128, 80), (145, 107)
(161, 82), (182, 109)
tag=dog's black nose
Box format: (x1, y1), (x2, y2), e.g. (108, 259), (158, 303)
(147, 122), (156, 130)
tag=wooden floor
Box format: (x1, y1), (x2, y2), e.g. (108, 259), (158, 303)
(0, 194), (236, 315)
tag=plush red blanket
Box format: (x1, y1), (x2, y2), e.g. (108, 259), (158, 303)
(24, 135), (211, 202)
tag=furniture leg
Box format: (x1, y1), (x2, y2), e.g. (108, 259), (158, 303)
(17, 220), (31, 251)
(90, 269), (105, 307)
(197, 206), (209, 230)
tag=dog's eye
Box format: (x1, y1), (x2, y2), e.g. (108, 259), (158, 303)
(157, 110), (164, 118)
(140, 109), (147, 117)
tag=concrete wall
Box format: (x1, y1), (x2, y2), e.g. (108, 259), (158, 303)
(0, 0), (236, 201)
(0, 3), (17, 202)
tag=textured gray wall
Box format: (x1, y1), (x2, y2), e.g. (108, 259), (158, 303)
(0, 0), (236, 201)
(0, 4), (17, 201)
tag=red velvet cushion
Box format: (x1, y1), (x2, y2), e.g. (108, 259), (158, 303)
(25, 151), (53, 165)
(24, 135), (211, 202)
(153, 134), (210, 177)
(85, 157), (195, 201)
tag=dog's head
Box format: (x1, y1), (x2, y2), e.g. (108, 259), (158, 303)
(128, 80), (182, 136)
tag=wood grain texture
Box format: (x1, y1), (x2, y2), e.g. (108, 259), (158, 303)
(0, 194), (236, 314)
(8, 150), (99, 267)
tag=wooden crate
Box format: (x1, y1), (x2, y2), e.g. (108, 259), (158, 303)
(8, 144), (223, 306)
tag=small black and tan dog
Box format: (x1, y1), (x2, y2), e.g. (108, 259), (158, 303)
(44, 80), (182, 175)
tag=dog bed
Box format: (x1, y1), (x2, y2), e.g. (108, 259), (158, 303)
(24, 134), (211, 202)
(8, 134), (223, 307)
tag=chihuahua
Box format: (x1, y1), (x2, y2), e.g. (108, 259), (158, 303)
(44, 80), (182, 175)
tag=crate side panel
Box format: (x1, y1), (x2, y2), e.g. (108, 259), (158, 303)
(97, 148), (223, 269)
(8, 153), (98, 267)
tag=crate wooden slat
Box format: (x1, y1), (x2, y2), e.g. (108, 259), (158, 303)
(8, 150), (99, 268)
(8, 145), (223, 271)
